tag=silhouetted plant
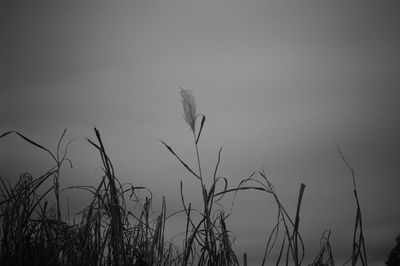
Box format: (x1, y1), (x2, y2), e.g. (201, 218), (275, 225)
(386, 235), (400, 266)
(161, 88), (238, 265)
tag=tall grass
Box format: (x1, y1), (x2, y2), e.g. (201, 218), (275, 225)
(0, 90), (368, 266)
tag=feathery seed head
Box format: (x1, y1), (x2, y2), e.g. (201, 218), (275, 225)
(180, 88), (196, 132)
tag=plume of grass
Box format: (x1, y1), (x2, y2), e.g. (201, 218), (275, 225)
(180, 88), (197, 133)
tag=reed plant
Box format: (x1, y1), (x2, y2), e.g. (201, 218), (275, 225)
(160, 89), (238, 265)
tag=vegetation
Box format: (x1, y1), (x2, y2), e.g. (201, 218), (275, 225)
(386, 235), (400, 266)
(0, 89), (371, 265)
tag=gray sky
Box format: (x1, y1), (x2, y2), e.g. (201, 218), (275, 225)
(1, 0), (400, 265)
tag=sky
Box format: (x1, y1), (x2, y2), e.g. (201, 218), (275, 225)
(1, 0), (400, 265)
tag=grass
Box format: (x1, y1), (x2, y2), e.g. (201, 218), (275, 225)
(0, 89), (369, 266)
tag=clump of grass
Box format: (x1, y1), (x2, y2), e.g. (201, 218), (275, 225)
(0, 129), (174, 266)
(0, 89), (369, 266)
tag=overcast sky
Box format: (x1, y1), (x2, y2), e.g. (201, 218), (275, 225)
(1, 0), (400, 265)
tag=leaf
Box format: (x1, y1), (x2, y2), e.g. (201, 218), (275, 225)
(195, 114), (206, 144)
(159, 140), (201, 180)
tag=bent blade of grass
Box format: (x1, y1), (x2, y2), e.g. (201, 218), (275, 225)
(0, 130), (57, 163)
(160, 140), (201, 180)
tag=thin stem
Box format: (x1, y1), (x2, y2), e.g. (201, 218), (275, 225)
(193, 132), (203, 181)
(193, 131), (217, 263)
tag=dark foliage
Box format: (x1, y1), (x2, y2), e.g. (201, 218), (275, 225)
(386, 235), (400, 266)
